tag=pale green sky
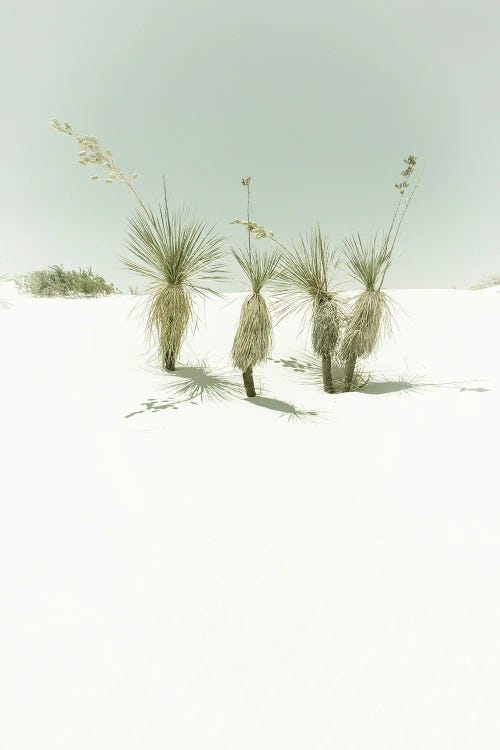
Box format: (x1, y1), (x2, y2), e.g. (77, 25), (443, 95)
(1, 0), (498, 289)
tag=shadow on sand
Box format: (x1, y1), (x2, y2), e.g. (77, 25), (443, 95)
(273, 355), (323, 387)
(126, 362), (323, 423)
(273, 354), (490, 396)
(361, 375), (490, 396)
(245, 395), (320, 422)
(169, 365), (242, 402)
(125, 362), (242, 418)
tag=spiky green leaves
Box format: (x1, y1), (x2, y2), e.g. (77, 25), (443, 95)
(124, 199), (227, 297)
(274, 226), (338, 316)
(232, 245), (281, 295)
(343, 233), (391, 292)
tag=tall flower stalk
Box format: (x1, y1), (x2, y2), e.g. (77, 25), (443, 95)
(51, 118), (146, 211)
(230, 178), (280, 397)
(341, 154), (418, 391)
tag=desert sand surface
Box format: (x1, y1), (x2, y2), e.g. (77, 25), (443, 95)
(1, 284), (499, 749)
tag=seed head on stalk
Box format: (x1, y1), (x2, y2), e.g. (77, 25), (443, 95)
(51, 117), (146, 212)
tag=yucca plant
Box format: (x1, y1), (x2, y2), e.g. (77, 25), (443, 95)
(52, 118), (227, 371)
(123, 188), (226, 371)
(231, 177), (281, 397)
(274, 226), (343, 393)
(232, 246), (281, 397)
(341, 233), (395, 390)
(341, 154), (418, 390)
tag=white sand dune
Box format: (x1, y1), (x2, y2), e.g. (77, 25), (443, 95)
(1, 289), (499, 749)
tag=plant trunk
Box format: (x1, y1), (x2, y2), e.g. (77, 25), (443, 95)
(164, 352), (176, 371)
(344, 353), (357, 391)
(242, 367), (256, 397)
(321, 354), (334, 393)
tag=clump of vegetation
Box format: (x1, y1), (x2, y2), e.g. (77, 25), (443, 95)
(52, 118), (422, 400)
(123, 185), (226, 371)
(0, 270), (10, 309)
(231, 157), (420, 395)
(15, 265), (119, 297)
(341, 154), (418, 391)
(274, 226), (343, 393)
(231, 177), (281, 397)
(471, 274), (500, 290)
(231, 217), (344, 394)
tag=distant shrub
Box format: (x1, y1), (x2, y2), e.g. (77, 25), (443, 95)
(0, 271), (10, 309)
(471, 274), (500, 290)
(15, 265), (119, 298)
